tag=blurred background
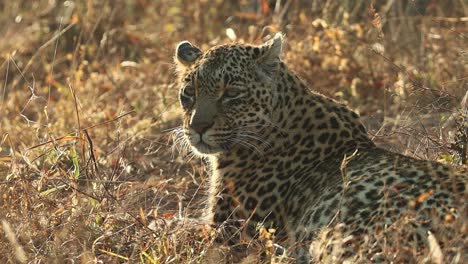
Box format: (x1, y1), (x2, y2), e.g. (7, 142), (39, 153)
(0, 0), (466, 262)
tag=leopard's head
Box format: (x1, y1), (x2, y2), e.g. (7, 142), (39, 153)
(174, 33), (284, 155)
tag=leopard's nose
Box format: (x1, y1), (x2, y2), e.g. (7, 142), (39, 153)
(190, 121), (214, 134)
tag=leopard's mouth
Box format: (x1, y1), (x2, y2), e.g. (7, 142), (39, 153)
(192, 141), (223, 155)
(185, 128), (229, 155)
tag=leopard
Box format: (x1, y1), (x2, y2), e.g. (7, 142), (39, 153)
(173, 33), (467, 262)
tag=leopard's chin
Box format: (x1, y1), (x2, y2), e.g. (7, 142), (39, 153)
(192, 141), (224, 155)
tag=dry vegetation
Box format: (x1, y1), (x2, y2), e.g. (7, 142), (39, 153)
(0, 0), (467, 263)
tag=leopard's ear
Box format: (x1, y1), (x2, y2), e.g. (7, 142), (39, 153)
(175, 41), (202, 68)
(256, 33), (284, 75)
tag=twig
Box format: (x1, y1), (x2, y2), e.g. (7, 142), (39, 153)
(13, 22), (75, 86)
(84, 130), (99, 173)
(80, 110), (135, 131)
(25, 110), (135, 151)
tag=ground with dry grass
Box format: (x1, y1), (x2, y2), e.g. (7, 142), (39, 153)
(0, 1), (466, 263)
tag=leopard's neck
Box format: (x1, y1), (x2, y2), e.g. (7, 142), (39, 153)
(204, 63), (375, 223)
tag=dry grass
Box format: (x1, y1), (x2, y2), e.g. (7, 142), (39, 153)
(0, 0), (466, 263)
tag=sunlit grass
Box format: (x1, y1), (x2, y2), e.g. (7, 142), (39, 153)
(0, 1), (466, 263)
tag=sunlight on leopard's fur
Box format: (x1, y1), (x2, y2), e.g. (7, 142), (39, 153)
(173, 33), (467, 262)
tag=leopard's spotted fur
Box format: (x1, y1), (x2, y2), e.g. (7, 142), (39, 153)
(174, 34), (466, 262)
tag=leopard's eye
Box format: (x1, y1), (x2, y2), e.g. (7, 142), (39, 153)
(182, 85), (195, 97)
(225, 88), (241, 98)
(223, 87), (245, 101)
(180, 85), (195, 109)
